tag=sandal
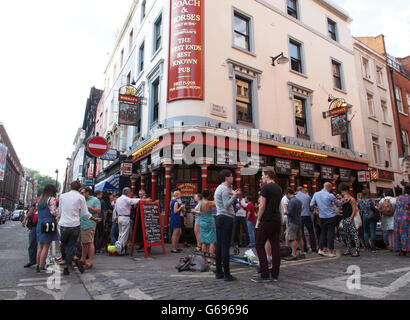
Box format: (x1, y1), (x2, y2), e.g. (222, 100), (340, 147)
(352, 253), (360, 257)
(343, 251), (351, 256)
(85, 263), (93, 270)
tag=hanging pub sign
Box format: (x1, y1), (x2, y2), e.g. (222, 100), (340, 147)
(300, 162), (315, 178)
(167, 0), (204, 102)
(321, 165), (334, 180)
(275, 159), (292, 175)
(118, 86), (141, 126)
(120, 162), (133, 176)
(331, 113), (348, 136)
(339, 168), (352, 182)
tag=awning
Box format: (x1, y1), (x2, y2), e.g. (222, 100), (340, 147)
(94, 173), (120, 193)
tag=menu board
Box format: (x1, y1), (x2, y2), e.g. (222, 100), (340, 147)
(321, 166), (334, 180)
(300, 162), (315, 177)
(140, 158), (148, 175)
(339, 168), (352, 182)
(138, 202), (166, 258)
(275, 159), (292, 175)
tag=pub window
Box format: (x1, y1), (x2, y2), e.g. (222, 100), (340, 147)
(138, 42), (145, 74)
(332, 60), (343, 90)
(141, 0), (146, 21)
(233, 11), (251, 52)
(294, 96), (309, 139)
(289, 39), (303, 74)
(236, 77), (253, 124)
(287, 0), (298, 19)
(152, 78), (160, 124)
(327, 18), (337, 41)
(153, 14), (162, 54)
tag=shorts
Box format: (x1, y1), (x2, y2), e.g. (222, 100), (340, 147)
(194, 214), (200, 225)
(80, 227), (96, 244)
(288, 223), (302, 241)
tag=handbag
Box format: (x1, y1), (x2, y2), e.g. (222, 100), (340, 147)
(354, 211), (362, 229)
(41, 221), (57, 233)
(368, 204), (380, 221)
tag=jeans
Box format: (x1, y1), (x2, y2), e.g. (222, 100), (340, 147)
(363, 215), (377, 249)
(59, 226), (80, 267)
(118, 216), (130, 253)
(319, 216), (336, 251)
(28, 227), (37, 264)
(255, 220), (281, 279)
(94, 222), (104, 251)
(231, 216), (248, 246)
(215, 215), (234, 277)
(246, 220), (255, 247)
(301, 216), (317, 252)
(110, 221), (119, 244)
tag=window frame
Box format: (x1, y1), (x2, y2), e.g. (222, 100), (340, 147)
(395, 87), (405, 114)
(372, 136), (381, 164)
(286, 0), (299, 20)
(376, 65), (384, 87)
(331, 58), (345, 91)
(235, 76), (254, 125)
(385, 140), (393, 168)
(288, 37), (305, 76)
(152, 13), (163, 56)
(327, 17), (338, 42)
(232, 8), (255, 55)
(367, 93), (376, 119)
(380, 99), (389, 124)
(138, 41), (145, 75)
(293, 96), (309, 140)
(362, 57), (372, 81)
(141, 0), (146, 22)
(402, 130), (409, 155)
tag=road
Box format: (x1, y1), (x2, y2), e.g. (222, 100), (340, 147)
(0, 220), (409, 300)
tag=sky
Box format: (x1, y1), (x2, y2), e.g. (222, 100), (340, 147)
(0, 0), (409, 184)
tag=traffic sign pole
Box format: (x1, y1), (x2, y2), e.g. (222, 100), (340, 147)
(92, 156), (97, 193)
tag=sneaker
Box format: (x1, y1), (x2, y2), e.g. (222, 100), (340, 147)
(215, 273), (224, 280)
(327, 253), (336, 258)
(284, 255), (298, 261)
(63, 268), (70, 276)
(38, 267), (47, 273)
(307, 248), (312, 254)
(318, 250), (327, 256)
(36, 265), (40, 273)
(298, 253), (306, 259)
(74, 259), (85, 274)
(24, 263), (35, 268)
(271, 276), (279, 282)
(224, 275), (237, 282)
(250, 275), (272, 283)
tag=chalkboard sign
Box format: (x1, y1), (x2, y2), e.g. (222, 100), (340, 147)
(275, 158), (292, 175)
(139, 201), (166, 258)
(300, 162), (315, 177)
(339, 168), (352, 182)
(321, 166), (334, 180)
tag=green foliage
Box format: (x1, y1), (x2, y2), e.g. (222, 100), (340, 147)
(28, 169), (61, 197)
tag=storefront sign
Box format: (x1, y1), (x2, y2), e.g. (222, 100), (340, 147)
(329, 106), (348, 117)
(300, 162), (315, 178)
(176, 182), (198, 197)
(278, 147), (327, 162)
(100, 149), (118, 161)
(210, 104), (227, 118)
(167, 0), (204, 102)
(275, 159), (292, 175)
(140, 158), (148, 175)
(118, 86), (141, 126)
(321, 166), (334, 180)
(331, 113), (348, 136)
(0, 143), (7, 181)
(339, 168), (352, 182)
(173, 143), (184, 161)
(215, 149), (236, 166)
(151, 151), (161, 170)
(121, 162), (133, 176)
(358, 170), (370, 182)
(377, 169), (394, 182)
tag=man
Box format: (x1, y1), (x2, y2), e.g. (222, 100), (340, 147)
(296, 186), (317, 253)
(21, 200), (39, 268)
(232, 194), (248, 247)
(284, 189), (304, 260)
(94, 191), (106, 254)
(110, 194), (119, 244)
(79, 187), (101, 269)
(134, 189), (147, 250)
(280, 193), (289, 246)
(214, 169), (240, 281)
(310, 182), (342, 258)
(251, 168), (282, 283)
(245, 195), (256, 248)
(114, 187), (148, 255)
(58, 181), (101, 276)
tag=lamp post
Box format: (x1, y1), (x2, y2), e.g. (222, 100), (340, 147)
(55, 169), (59, 189)
(271, 52), (289, 66)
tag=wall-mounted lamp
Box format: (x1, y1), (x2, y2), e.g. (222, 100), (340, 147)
(271, 53), (289, 66)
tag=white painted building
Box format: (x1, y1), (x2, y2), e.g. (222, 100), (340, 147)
(70, 128), (86, 183)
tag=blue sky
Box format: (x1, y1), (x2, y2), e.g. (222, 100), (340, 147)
(0, 0), (408, 183)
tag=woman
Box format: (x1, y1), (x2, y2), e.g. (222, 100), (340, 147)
(245, 195), (256, 248)
(36, 184), (59, 272)
(199, 189), (217, 264)
(377, 189), (396, 251)
(190, 193), (202, 252)
(170, 190), (185, 253)
(394, 184), (410, 257)
(339, 183), (360, 257)
(357, 189), (378, 252)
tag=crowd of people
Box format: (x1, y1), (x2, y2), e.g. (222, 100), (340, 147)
(21, 168), (409, 282)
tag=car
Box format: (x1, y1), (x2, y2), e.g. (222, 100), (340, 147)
(12, 210), (25, 221)
(0, 207), (7, 224)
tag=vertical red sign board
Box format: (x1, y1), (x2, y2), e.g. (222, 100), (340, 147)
(167, 0), (204, 102)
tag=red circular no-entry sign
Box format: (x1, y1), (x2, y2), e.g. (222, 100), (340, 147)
(87, 136), (108, 157)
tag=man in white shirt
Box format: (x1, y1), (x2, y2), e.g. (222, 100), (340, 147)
(58, 181), (101, 276)
(280, 195), (289, 246)
(114, 187), (149, 255)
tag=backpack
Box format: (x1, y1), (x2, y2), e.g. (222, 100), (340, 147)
(176, 255), (209, 272)
(380, 198), (395, 217)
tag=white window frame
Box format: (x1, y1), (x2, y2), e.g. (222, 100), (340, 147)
(152, 13), (163, 57)
(367, 93), (376, 118)
(331, 58), (345, 92)
(327, 17), (338, 42)
(385, 140), (393, 168)
(288, 36), (306, 77)
(396, 87), (405, 114)
(362, 57), (371, 81)
(231, 7), (255, 56)
(372, 136), (381, 164)
(376, 65), (384, 87)
(380, 99), (389, 124)
(402, 130), (409, 155)
(286, 0), (300, 20)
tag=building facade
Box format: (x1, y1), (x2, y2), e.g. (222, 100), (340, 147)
(96, 0), (370, 231)
(353, 37), (400, 196)
(19, 168), (38, 208)
(0, 122), (23, 211)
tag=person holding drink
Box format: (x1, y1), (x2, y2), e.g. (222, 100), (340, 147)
(170, 190), (186, 253)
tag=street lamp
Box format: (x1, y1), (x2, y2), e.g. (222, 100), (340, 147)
(271, 52), (289, 66)
(55, 169), (59, 188)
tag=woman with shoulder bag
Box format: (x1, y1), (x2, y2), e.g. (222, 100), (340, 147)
(36, 184), (59, 273)
(358, 189), (378, 252)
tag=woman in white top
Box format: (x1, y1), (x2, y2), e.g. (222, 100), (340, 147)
(376, 189), (396, 251)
